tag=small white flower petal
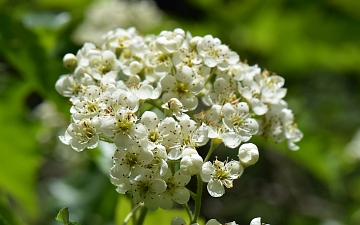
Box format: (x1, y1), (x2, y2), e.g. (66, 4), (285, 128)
(222, 132), (242, 148)
(207, 179), (225, 197)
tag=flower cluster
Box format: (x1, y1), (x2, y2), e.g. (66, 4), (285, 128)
(56, 27), (302, 211)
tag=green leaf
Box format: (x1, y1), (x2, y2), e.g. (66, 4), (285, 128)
(0, 13), (54, 97)
(0, 81), (42, 217)
(55, 207), (81, 225)
(55, 207), (70, 224)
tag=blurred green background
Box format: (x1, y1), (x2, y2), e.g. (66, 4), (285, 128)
(0, 0), (360, 224)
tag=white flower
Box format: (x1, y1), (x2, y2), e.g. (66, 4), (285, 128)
(180, 148), (204, 175)
(222, 102), (259, 148)
(161, 98), (190, 120)
(281, 108), (303, 151)
(55, 72), (94, 97)
(196, 35), (239, 69)
(86, 49), (120, 80)
(238, 143), (259, 166)
(117, 75), (161, 100)
(172, 44), (202, 69)
(145, 48), (173, 77)
(201, 159), (244, 197)
(260, 73), (287, 105)
(111, 89), (139, 112)
(166, 119), (209, 160)
(140, 111), (180, 153)
(70, 85), (103, 120)
(160, 170), (191, 209)
(194, 104), (222, 139)
(59, 118), (101, 152)
(259, 101), (302, 150)
(239, 77), (268, 116)
(203, 77), (238, 107)
(161, 65), (204, 110)
(102, 27), (138, 53)
(156, 28), (185, 54)
(132, 170), (167, 211)
(100, 108), (147, 149)
(109, 140), (153, 181)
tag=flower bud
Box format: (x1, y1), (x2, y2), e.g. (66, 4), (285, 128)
(180, 148), (203, 175)
(171, 217), (186, 225)
(238, 143), (259, 166)
(63, 53), (77, 71)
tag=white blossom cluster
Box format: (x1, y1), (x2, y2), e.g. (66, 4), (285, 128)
(56, 27), (302, 211)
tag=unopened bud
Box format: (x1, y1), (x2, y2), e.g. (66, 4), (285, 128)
(63, 53), (77, 71)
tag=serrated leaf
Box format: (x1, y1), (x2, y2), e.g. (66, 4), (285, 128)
(55, 207), (70, 223)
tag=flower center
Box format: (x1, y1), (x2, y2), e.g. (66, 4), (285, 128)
(176, 83), (189, 94)
(148, 130), (159, 142)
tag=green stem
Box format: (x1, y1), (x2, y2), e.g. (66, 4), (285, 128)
(191, 174), (203, 224)
(205, 67), (217, 84)
(137, 206), (148, 225)
(122, 202), (144, 225)
(204, 138), (222, 162)
(188, 189), (196, 200)
(182, 203), (193, 223)
(146, 99), (163, 112)
(99, 136), (114, 143)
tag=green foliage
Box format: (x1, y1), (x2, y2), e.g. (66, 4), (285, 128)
(56, 207), (81, 225)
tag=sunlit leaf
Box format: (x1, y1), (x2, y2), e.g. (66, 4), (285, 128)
(0, 81), (42, 217)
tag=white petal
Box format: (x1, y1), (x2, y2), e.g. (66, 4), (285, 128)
(171, 217), (186, 225)
(228, 51), (239, 64)
(180, 93), (198, 110)
(144, 194), (160, 211)
(137, 85), (154, 100)
(150, 178), (167, 194)
(251, 98), (268, 115)
(200, 162), (214, 182)
(174, 170), (191, 186)
(222, 132), (242, 148)
(204, 55), (217, 67)
(222, 103), (236, 119)
(161, 75), (177, 92)
(250, 217), (261, 225)
(235, 102), (249, 114)
(207, 179), (225, 197)
(173, 187), (190, 204)
(141, 111), (158, 130)
(226, 161), (244, 179)
(70, 137), (87, 152)
(175, 65), (193, 84)
(159, 192), (173, 210)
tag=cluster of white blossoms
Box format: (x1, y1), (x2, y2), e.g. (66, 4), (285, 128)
(56, 27), (302, 211)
